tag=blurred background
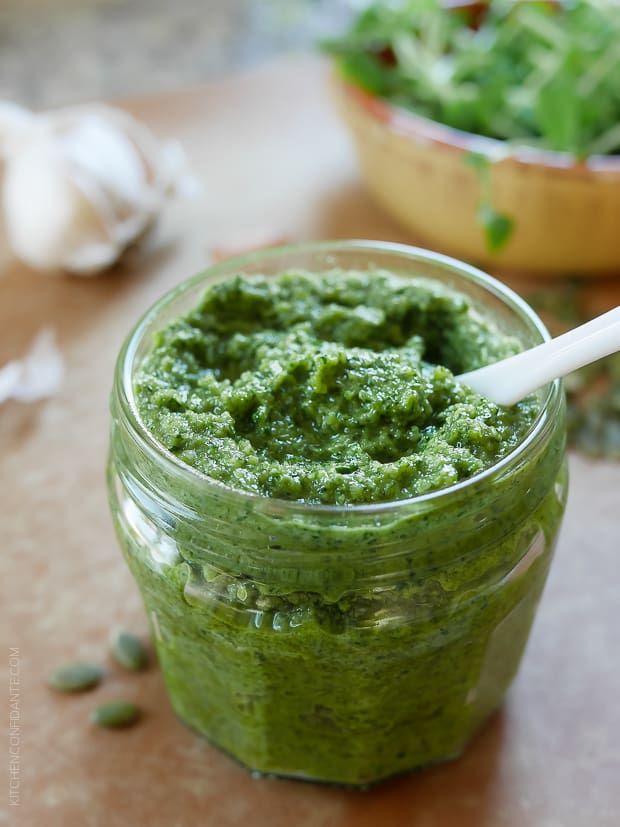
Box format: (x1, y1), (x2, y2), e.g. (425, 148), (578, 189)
(2, 0), (619, 459)
(0, 0), (357, 108)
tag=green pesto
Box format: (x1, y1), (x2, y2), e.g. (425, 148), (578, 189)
(134, 270), (536, 505)
(108, 268), (567, 787)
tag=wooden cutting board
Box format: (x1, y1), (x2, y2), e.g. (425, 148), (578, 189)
(2, 56), (619, 827)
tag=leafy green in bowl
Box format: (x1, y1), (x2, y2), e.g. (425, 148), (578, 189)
(324, 0), (620, 158)
(323, 0), (620, 271)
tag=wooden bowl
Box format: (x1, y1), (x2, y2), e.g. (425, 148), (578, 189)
(333, 77), (620, 276)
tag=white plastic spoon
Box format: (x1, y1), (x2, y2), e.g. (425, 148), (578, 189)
(457, 306), (620, 406)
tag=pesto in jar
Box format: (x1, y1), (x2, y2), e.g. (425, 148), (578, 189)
(109, 267), (567, 786)
(135, 270), (536, 504)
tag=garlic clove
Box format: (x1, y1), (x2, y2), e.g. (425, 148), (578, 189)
(59, 114), (152, 210)
(2, 139), (114, 274)
(0, 101), (195, 275)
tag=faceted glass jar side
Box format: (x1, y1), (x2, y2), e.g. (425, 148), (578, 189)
(107, 241), (568, 787)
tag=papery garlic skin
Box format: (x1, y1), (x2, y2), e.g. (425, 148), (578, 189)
(0, 102), (193, 275)
(0, 328), (63, 404)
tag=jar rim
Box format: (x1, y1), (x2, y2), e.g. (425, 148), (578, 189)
(115, 239), (562, 515)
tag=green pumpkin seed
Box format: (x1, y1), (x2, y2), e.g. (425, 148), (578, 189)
(90, 701), (141, 729)
(48, 662), (104, 692)
(110, 629), (149, 671)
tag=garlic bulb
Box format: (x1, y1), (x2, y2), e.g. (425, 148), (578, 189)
(0, 101), (194, 275)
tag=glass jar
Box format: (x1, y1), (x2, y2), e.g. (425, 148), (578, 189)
(107, 241), (567, 787)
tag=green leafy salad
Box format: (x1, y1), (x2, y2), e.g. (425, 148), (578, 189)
(324, 0), (620, 158)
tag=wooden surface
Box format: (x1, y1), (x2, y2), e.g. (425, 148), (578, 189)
(2, 56), (620, 827)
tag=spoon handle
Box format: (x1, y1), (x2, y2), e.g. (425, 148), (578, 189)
(458, 306), (620, 406)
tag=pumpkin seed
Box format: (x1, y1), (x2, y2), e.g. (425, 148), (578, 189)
(110, 629), (149, 671)
(48, 662), (104, 692)
(90, 701), (141, 729)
